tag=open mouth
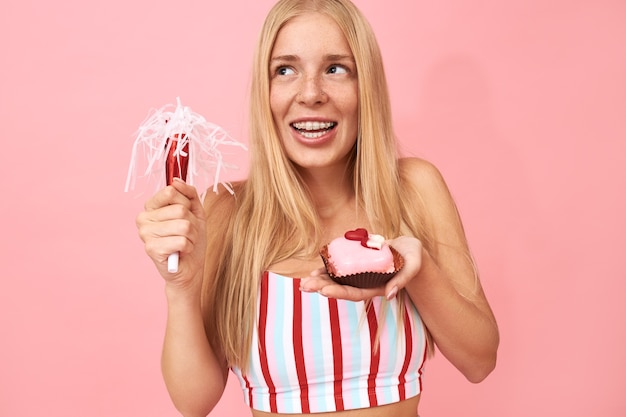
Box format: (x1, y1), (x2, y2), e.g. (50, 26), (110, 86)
(291, 121), (337, 139)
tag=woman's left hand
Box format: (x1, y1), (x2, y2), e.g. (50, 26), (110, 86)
(299, 236), (424, 301)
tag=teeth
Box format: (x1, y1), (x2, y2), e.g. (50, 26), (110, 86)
(292, 121), (335, 131)
(300, 130), (327, 139)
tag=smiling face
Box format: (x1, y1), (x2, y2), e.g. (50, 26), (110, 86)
(269, 12), (359, 172)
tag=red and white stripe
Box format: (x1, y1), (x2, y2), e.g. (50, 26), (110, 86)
(231, 271), (428, 414)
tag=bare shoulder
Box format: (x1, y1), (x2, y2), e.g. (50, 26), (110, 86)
(398, 157), (443, 186)
(398, 157), (451, 201)
(398, 157), (469, 255)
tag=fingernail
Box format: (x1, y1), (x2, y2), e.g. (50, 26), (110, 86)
(386, 286), (398, 300)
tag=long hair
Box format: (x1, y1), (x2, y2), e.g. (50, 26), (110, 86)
(205, 0), (435, 370)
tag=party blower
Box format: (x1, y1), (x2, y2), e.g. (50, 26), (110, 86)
(125, 97), (246, 273)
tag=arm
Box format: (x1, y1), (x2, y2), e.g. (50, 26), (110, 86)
(299, 158), (499, 382)
(398, 158), (499, 382)
(136, 179), (228, 416)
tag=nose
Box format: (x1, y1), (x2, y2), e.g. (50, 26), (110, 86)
(296, 76), (327, 105)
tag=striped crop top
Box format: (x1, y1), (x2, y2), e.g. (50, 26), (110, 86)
(230, 271), (428, 414)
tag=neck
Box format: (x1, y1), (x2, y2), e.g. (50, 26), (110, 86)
(297, 164), (355, 219)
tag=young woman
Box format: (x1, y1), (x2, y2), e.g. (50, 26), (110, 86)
(136, 0), (499, 416)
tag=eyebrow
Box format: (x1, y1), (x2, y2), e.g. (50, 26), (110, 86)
(270, 54), (355, 63)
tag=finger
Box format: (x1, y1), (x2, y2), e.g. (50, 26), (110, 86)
(318, 284), (383, 301)
(144, 234), (194, 264)
(383, 267), (416, 300)
(299, 275), (330, 292)
(139, 217), (198, 245)
(309, 267), (327, 276)
(144, 184), (191, 211)
(139, 202), (195, 224)
(384, 281), (399, 300)
(170, 178), (205, 218)
(136, 208), (195, 249)
(299, 267), (330, 289)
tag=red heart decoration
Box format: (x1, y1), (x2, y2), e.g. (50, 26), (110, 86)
(344, 228), (369, 248)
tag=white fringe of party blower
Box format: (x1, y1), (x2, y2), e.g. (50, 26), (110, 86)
(124, 97), (247, 272)
(124, 97), (246, 195)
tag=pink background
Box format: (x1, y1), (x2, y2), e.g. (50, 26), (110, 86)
(1, 0), (624, 416)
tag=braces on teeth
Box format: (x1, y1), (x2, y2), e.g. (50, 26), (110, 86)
(292, 121), (336, 131)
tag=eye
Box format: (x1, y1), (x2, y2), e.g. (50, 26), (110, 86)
(275, 66), (296, 76)
(328, 65), (348, 75)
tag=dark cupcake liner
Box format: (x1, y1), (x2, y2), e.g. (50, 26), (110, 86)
(319, 245), (404, 289)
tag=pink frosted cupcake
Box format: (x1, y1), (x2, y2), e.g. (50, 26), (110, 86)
(320, 228), (404, 288)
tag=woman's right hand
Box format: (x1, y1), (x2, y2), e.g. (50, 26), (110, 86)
(136, 178), (207, 290)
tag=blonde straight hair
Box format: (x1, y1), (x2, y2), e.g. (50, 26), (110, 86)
(205, 0), (435, 370)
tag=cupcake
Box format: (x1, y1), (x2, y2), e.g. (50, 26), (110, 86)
(320, 228), (404, 288)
